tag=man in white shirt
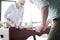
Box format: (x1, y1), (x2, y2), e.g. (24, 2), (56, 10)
(4, 0), (25, 28)
(29, 0), (60, 40)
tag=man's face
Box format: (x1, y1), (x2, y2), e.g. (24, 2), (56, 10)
(17, 1), (25, 7)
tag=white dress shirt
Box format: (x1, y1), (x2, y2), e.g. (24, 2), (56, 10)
(4, 4), (24, 26)
(32, 0), (60, 19)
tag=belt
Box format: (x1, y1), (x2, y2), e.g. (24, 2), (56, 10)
(53, 17), (60, 22)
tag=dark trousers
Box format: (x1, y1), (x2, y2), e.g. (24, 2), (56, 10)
(48, 18), (60, 40)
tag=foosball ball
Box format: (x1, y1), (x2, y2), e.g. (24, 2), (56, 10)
(9, 26), (50, 40)
(0, 21), (4, 28)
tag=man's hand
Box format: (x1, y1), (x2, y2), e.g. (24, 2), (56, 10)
(7, 18), (14, 24)
(35, 23), (48, 33)
(6, 18), (16, 27)
(17, 22), (22, 28)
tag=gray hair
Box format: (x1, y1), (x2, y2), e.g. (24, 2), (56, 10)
(16, 0), (25, 3)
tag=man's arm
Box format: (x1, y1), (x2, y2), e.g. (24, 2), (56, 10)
(35, 6), (49, 32)
(41, 6), (48, 26)
(4, 5), (14, 24)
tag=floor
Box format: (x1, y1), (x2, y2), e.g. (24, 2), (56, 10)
(26, 34), (48, 40)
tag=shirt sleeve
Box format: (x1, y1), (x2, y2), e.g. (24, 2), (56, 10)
(4, 5), (12, 18)
(32, 0), (49, 9)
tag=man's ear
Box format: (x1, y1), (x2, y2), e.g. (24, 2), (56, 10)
(29, 0), (33, 3)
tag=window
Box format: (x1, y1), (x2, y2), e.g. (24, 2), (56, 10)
(1, 1), (15, 22)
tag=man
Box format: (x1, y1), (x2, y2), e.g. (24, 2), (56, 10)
(4, 0), (25, 28)
(29, 0), (60, 40)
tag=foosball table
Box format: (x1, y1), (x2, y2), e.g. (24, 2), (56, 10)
(9, 26), (50, 40)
